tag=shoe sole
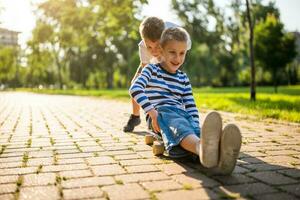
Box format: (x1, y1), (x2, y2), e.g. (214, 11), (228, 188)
(218, 124), (242, 175)
(200, 111), (222, 168)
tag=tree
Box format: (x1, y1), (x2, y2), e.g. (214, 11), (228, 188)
(172, 0), (233, 86)
(27, 0), (146, 89)
(0, 46), (20, 88)
(246, 0), (256, 100)
(254, 14), (297, 92)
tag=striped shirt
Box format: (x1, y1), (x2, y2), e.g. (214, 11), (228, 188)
(129, 63), (199, 125)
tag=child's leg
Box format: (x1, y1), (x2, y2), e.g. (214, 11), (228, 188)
(123, 66), (143, 132)
(179, 134), (200, 155)
(123, 99), (141, 132)
(131, 98), (140, 116)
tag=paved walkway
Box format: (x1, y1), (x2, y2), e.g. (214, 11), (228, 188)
(0, 92), (299, 200)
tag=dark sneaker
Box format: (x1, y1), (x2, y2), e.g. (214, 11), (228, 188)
(123, 114), (141, 132)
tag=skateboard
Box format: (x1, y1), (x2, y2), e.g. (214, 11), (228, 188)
(145, 131), (165, 156)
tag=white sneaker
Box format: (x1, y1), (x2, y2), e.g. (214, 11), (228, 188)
(217, 124), (242, 175)
(200, 111), (222, 168)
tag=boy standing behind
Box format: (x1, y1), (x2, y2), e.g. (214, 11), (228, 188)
(123, 16), (191, 132)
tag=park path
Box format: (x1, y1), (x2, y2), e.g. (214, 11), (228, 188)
(0, 92), (299, 200)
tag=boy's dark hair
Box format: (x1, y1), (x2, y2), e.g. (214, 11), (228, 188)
(160, 27), (188, 48)
(139, 17), (165, 42)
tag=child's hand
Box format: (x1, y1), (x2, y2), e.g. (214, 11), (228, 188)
(148, 109), (160, 133)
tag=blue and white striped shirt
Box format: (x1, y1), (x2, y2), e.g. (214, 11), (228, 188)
(129, 63), (199, 125)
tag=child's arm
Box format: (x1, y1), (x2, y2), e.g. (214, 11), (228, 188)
(182, 76), (200, 128)
(129, 65), (160, 132)
(129, 65), (154, 114)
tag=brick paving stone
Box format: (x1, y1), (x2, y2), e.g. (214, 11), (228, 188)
(263, 155), (300, 164)
(172, 173), (220, 188)
(81, 146), (104, 152)
(119, 158), (163, 166)
(240, 157), (265, 164)
(253, 192), (298, 200)
(102, 183), (150, 200)
(247, 171), (298, 185)
(57, 152), (93, 159)
(101, 150), (135, 156)
(114, 154), (141, 160)
(42, 163), (88, 172)
(0, 184), (16, 194)
(91, 164), (126, 176)
(63, 186), (104, 199)
(212, 174), (256, 185)
(137, 151), (159, 158)
(265, 150), (299, 156)
(154, 188), (219, 200)
(0, 167), (37, 176)
(57, 158), (85, 165)
(61, 176), (115, 188)
(86, 156), (117, 165)
(19, 186), (59, 200)
(232, 165), (250, 174)
(0, 161), (22, 168)
(59, 169), (93, 179)
(0, 194), (15, 200)
(23, 173), (56, 186)
(132, 144), (152, 151)
(141, 180), (182, 192)
(0, 175), (18, 184)
(29, 151), (53, 158)
(156, 163), (196, 175)
(278, 168), (300, 178)
(27, 157), (53, 166)
(243, 163), (284, 171)
(218, 183), (277, 196)
(0, 156), (22, 163)
(279, 184), (300, 197)
(115, 172), (170, 183)
(125, 164), (159, 173)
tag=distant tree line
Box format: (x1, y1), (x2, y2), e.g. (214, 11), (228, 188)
(0, 0), (298, 91)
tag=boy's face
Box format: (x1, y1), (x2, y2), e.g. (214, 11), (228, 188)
(161, 40), (187, 73)
(144, 38), (161, 58)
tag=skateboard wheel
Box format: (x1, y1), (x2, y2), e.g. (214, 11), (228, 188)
(145, 134), (155, 145)
(153, 141), (164, 156)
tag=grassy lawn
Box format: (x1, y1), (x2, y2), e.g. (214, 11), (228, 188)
(16, 85), (300, 123)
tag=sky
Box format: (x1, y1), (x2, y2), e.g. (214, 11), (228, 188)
(0, 0), (299, 49)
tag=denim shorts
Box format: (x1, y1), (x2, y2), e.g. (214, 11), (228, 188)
(150, 106), (201, 158)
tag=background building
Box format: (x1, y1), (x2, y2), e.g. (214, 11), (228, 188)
(0, 27), (20, 46)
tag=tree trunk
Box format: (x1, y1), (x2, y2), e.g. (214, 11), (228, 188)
(106, 67), (114, 89)
(273, 70), (278, 93)
(54, 54), (63, 89)
(246, 0), (256, 101)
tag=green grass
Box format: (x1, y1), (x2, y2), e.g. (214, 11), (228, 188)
(15, 85), (300, 123)
(193, 86), (300, 123)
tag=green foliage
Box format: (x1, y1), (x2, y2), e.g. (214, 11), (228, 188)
(0, 0), (298, 89)
(26, 0), (145, 89)
(0, 46), (21, 87)
(254, 14), (297, 91)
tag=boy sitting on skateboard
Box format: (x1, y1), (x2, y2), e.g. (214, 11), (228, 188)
(130, 27), (242, 174)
